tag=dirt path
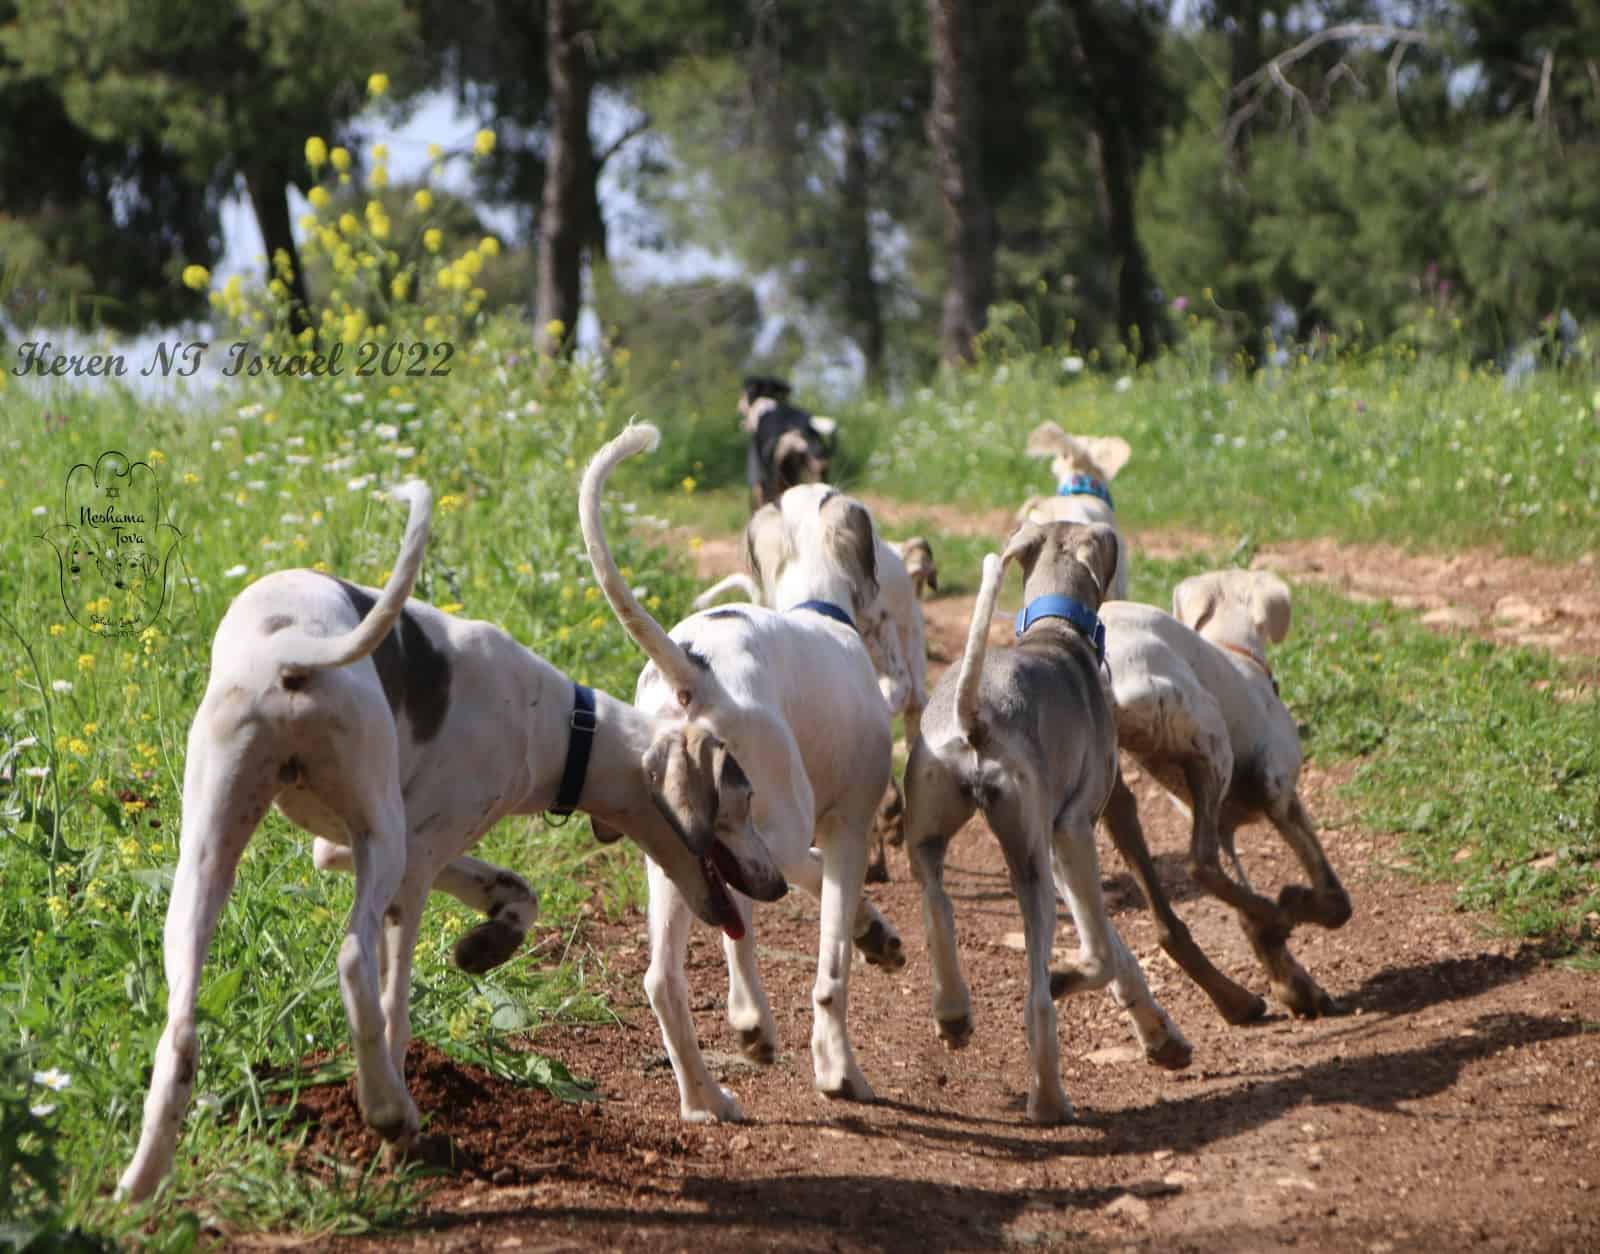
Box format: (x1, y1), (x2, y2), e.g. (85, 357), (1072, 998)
(254, 517), (1600, 1254)
(857, 495), (1600, 666)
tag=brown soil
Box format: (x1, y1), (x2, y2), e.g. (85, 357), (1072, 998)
(226, 518), (1599, 1253)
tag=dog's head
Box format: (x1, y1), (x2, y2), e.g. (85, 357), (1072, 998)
(638, 721), (787, 932)
(1172, 569), (1292, 651)
(1025, 422), (1131, 486)
(738, 376), (793, 434)
(898, 536), (939, 597)
(744, 484), (878, 619)
(1000, 519), (1119, 612)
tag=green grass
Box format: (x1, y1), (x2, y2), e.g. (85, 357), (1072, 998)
(1, 331), (1596, 1242)
(822, 345), (1600, 561)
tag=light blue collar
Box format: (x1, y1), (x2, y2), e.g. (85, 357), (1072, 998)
(792, 599), (856, 631)
(1057, 474), (1113, 508)
(1015, 594), (1105, 660)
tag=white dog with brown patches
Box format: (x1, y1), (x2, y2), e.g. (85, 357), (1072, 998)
(117, 483), (787, 1202)
(1015, 422), (1132, 600)
(581, 425), (904, 1122)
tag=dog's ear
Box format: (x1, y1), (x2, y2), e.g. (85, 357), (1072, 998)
(999, 520), (1047, 577)
(642, 725), (719, 854)
(1025, 421), (1073, 459)
(743, 503), (786, 589)
(1072, 524), (1120, 604)
(1250, 572), (1293, 644)
(1172, 572), (1223, 635)
(712, 741), (754, 830)
(810, 416), (838, 440)
(1076, 435), (1131, 481)
(822, 494), (879, 609)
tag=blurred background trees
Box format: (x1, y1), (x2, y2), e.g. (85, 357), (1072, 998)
(3, 0), (1597, 382)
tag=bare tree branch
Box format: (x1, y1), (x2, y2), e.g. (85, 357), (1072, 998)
(596, 116), (650, 171)
(1534, 49), (1554, 127)
(1223, 23), (1430, 154)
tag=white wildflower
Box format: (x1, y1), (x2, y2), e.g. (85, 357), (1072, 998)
(224, 564), (249, 578)
(374, 423), (400, 441)
(23, 766), (50, 779)
(50, 680), (72, 694)
(393, 447), (416, 461)
(237, 404), (264, 421)
(33, 1068), (71, 1091)
(1114, 375), (1133, 393)
(1062, 355), (1085, 374)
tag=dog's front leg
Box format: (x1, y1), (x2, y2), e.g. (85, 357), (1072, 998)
(1271, 794), (1353, 932)
(338, 801), (419, 1143)
(117, 745), (273, 1201)
(809, 814), (874, 1103)
(721, 898), (777, 1064)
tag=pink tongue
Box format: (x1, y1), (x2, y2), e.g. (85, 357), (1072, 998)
(722, 916), (746, 942)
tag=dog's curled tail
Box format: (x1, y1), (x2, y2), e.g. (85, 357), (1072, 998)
(955, 553), (1003, 743)
(281, 481), (432, 676)
(692, 573), (760, 611)
(579, 423), (705, 702)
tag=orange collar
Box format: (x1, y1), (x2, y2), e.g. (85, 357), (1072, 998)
(1221, 642), (1278, 694)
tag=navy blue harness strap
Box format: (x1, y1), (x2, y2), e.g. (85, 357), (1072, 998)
(549, 682), (597, 817)
(1015, 594), (1106, 661)
(791, 599), (856, 632)
(1057, 474), (1114, 509)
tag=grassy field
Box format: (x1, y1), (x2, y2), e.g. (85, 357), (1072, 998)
(1, 329), (1596, 1245)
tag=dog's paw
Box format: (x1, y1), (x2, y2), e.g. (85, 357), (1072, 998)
(854, 917), (906, 971)
(818, 1067), (875, 1104)
(682, 1088), (745, 1124)
(452, 919), (525, 975)
(1218, 990), (1270, 1026)
(1145, 1032), (1194, 1071)
(736, 1024), (777, 1066)
(1275, 969), (1345, 1019)
(1026, 1086), (1074, 1126)
(936, 1013), (973, 1050)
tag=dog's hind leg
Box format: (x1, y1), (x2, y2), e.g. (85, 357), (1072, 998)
(642, 858), (743, 1122)
(721, 897), (777, 1065)
(377, 866), (433, 1076)
(990, 796), (1072, 1124)
(118, 727), (277, 1201)
(1100, 772), (1266, 1025)
(337, 790), (418, 1143)
(1270, 793), (1353, 932)
(903, 752), (974, 1047)
(1229, 808), (1345, 1019)
(313, 840), (538, 976)
(792, 846), (906, 971)
(1049, 794), (1192, 1079)
(807, 813), (875, 1102)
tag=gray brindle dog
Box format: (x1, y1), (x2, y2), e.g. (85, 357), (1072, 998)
(901, 521), (1191, 1124)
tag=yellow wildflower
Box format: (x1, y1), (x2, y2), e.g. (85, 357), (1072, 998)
(77, 654), (96, 672)
(181, 265), (210, 291)
(426, 142), (442, 160)
(90, 777), (107, 797)
(478, 235), (500, 257)
(49, 623), (66, 638)
(82, 722), (98, 736)
(147, 448), (166, 465)
(390, 273), (410, 301)
(183, 472), (199, 485)
(305, 136), (328, 169)
(423, 228), (442, 253)
(339, 212), (360, 237)
(589, 616), (605, 631)
(545, 319), (565, 343)
(369, 165), (388, 191)
(308, 186), (330, 210)
(368, 72), (389, 97)
(473, 129), (496, 157)
(330, 146), (351, 172)
(68, 738), (89, 756)
(681, 476), (697, 495)
(413, 188), (434, 212)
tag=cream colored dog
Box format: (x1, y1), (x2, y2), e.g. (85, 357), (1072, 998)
(1097, 569), (1352, 1023)
(1015, 422), (1131, 600)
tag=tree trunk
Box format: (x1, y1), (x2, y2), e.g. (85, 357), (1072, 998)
(536, 0), (594, 359)
(1064, 0), (1165, 362)
(243, 165), (312, 337)
(840, 118), (885, 387)
(926, 0), (993, 366)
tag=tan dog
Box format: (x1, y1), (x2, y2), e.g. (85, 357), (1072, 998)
(1097, 569), (1352, 1022)
(901, 522), (1191, 1123)
(1015, 422), (1131, 600)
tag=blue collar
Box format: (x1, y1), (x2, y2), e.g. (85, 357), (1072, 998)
(1057, 474), (1113, 508)
(548, 683), (597, 817)
(792, 599), (856, 631)
(1015, 595), (1105, 660)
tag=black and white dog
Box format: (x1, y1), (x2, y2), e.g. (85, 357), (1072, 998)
(739, 376), (836, 512)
